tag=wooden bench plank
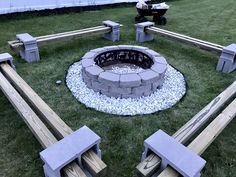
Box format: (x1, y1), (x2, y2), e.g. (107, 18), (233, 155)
(149, 27), (224, 49)
(157, 98), (236, 177)
(146, 27), (223, 54)
(0, 63), (107, 176)
(8, 26), (111, 50)
(0, 70), (86, 177)
(136, 81), (236, 177)
(36, 27), (110, 46)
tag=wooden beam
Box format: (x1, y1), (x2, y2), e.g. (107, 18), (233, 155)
(0, 63), (107, 176)
(36, 27), (110, 46)
(82, 151), (107, 177)
(36, 26), (106, 40)
(0, 71), (86, 177)
(146, 27), (223, 54)
(8, 26), (111, 50)
(136, 81), (236, 177)
(157, 97), (236, 177)
(149, 27), (224, 49)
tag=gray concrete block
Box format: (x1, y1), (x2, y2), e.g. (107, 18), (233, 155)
(101, 90), (121, 98)
(222, 43), (236, 55)
(132, 84), (151, 94)
(40, 126), (101, 177)
(143, 89), (153, 97)
(143, 49), (160, 58)
(16, 33), (40, 62)
(133, 91), (144, 98)
(136, 22), (154, 43)
(0, 53), (15, 69)
(82, 51), (97, 59)
(151, 63), (167, 74)
(103, 45), (120, 51)
(118, 45), (133, 50)
(82, 58), (95, 68)
(16, 33), (36, 45)
(142, 130), (206, 177)
(120, 73), (141, 87)
(92, 81), (109, 92)
(132, 45), (148, 52)
(216, 43), (236, 73)
(154, 56), (168, 65)
(85, 80), (93, 89)
(152, 79), (164, 91)
(138, 69), (160, 84)
(121, 94), (136, 99)
(109, 86), (131, 94)
(85, 65), (104, 80)
(98, 71), (120, 86)
(90, 47), (106, 54)
(103, 20), (120, 42)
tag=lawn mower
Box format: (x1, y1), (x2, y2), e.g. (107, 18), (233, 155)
(135, 0), (169, 25)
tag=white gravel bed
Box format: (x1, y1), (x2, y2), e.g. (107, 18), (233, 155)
(66, 61), (186, 116)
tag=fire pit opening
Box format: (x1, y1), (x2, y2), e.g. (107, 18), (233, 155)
(94, 49), (154, 69)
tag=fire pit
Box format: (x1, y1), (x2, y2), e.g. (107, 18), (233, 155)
(81, 45), (167, 98)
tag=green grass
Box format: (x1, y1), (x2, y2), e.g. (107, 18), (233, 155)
(0, 0), (236, 176)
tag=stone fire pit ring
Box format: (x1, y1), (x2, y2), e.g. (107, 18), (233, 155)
(81, 45), (167, 98)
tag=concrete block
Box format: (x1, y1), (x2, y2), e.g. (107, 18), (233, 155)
(143, 89), (153, 97)
(109, 86), (131, 94)
(101, 90), (121, 98)
(152, 79), (164, 91)
(154, 56), (168, 65)
(120, 73), (141, 87)
(222, 43), (236, 55)
(90, 47), (106, 54)
(103, 45), (120, 51)
(132, 84), (151, 94)
(216, 43), (236, 73)
(40, 126), (101, 177)
(98, 71), (120, 86)
(85, 66), (104, 80)
(132, 46), (148, 52)
(136, 22), (154, 43)
(92, 81), (109, 92)
(151, 63), (167, 74)
(16, 33), (40, 62)
(82, 58), (95, 68)
(82, 51), (97, 60)
(0, 53), (15, 69)
(103, 20), (120, 42)
(118, 45), (133, 50)
(85, 80), (93, 89)
(142, 130), (206, 177)
(138, 69), (160, 84)
(143, 49), (160, 58)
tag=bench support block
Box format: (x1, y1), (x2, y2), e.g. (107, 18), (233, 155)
(136, 22), (154, 42)
(103, 20), (120, 42)
(142, 130), (206, 177)
(0, 53), (15, 69)
(216, 43), (236, 73)
(40, 126), (101, 177)
(16, 33), (40, 62)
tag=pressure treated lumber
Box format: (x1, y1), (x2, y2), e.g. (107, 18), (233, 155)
(136, 80), (236, 177)
(146, 27), (223, 54)
(0, 71), (86, 177)
(8, 26), (111, 50)
(157, 97), (236, 177)
(0, 63), (107, 176)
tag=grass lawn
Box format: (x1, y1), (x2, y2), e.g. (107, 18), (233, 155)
(0, 0), (236, 176)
